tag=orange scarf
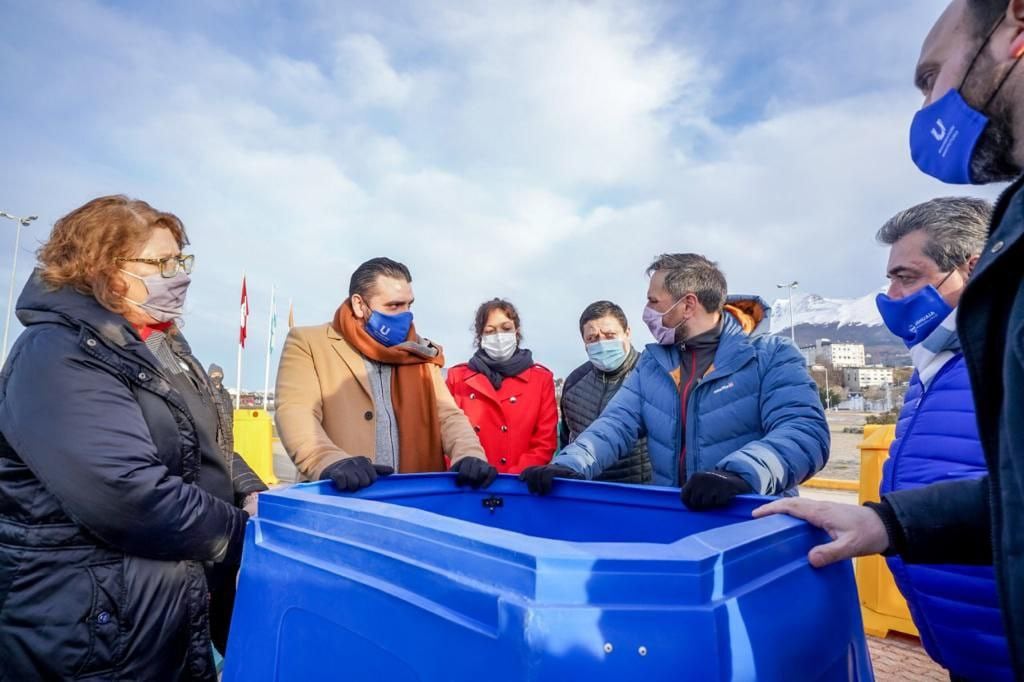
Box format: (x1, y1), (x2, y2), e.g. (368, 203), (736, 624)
(333, 301), (446, 473)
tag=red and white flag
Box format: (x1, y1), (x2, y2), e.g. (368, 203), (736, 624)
(239, 276), (249, 348)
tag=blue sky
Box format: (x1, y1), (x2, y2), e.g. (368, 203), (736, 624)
(0, 0), (998, 384)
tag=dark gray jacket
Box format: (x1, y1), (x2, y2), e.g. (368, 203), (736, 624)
(0, 273), (253, 680)
(559, 347), (652, 484)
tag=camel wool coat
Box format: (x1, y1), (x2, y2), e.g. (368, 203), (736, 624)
(275, 323), (485, 480)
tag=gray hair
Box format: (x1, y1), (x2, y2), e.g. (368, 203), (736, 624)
(876, 197), (991, 271)
(646, 253), (727, 312)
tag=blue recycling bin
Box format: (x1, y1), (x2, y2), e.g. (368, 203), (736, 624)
(224, 475), (873, 681)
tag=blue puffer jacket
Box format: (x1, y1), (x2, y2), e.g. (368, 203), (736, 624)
(555, 297), (829, 493)
(882, 355), (1013, 681)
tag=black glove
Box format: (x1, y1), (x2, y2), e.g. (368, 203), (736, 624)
(519, 464), (584, 495)
(450, 457), (498, 489)
(320, 457), (394, 492)
(681, 470), (752, 510)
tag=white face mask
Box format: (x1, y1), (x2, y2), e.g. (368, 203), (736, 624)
(481, 332), (517, 361)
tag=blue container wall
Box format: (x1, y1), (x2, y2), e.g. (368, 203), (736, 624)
(379, 484), (734, 544)
(225, 475), (873, 682)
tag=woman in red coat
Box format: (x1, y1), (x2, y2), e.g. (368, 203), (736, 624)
(446, 298), (558, 474)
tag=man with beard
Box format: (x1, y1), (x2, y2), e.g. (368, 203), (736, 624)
(755, 1), (1024, 676)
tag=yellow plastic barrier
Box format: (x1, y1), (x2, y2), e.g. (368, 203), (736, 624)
(802, 477), (859, 492)
(233, 409), (278, 486)
(855, 424), (918, 638)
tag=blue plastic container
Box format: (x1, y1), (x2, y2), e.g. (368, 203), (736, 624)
(225, 475), (873, 681)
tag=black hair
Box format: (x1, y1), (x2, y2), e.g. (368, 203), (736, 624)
(473, 298), (521, 347)
(348, 257), (412, 298)
(578, 300), (629, 336)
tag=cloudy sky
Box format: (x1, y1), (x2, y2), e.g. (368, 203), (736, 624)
(0, 0), (1003, 383)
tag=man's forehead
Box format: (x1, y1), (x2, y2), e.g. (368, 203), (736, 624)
(371, 275), (413, 297)
(918, 1), (972, 69)
(585, 317), (624, 332)
(887, 232), (935, 271)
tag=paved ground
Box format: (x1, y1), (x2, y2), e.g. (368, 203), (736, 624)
(867, 634), (947, 681)
(270, 418), (946, 680)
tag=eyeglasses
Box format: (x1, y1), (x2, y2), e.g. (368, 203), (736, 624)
(116, 254), (195, 278)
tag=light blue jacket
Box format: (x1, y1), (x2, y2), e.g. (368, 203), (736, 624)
(554, 297), (829, 493)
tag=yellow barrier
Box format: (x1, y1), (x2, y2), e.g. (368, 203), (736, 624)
(802, 477), (859, 492)
(855, 424), (918, 639)
(233, 409), (278, 486)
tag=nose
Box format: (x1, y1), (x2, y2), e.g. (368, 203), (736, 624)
(886, 281), (901, 299)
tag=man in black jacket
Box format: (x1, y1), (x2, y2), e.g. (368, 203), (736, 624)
(559, 301), (652, 484)
(755, 0), (1024, 675)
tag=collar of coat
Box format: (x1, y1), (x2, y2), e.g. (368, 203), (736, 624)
(647, 307), (759, 382)
(15, 269), (196, 371)
(462, 362), (535, 404)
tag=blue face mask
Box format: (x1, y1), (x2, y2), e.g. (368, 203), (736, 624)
(909, 16), (1019, 184)
(909, 89), (989, 184)
(586, 339), (628, 373)
(365, 309), (413, 347)
(875, 284), (953, 348)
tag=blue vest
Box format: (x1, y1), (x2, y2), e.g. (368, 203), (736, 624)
(882, 354), (1013, 681)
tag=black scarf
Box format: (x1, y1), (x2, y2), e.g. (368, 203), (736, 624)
(469, 348), (535, 390)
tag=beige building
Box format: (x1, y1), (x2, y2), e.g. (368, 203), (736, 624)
(799, 340), (866, 369)
(844, 366), (894, 393)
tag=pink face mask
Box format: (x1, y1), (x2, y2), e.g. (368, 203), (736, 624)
(642, 298), (685, 345)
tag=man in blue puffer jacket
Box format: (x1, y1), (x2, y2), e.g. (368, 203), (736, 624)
(521, 253), (829, 509)
(874, 197), (1012, 682)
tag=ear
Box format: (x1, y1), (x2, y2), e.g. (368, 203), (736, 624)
(965, 254), (981, 277)
(1009, 0), (1024, 58)
(685, 292), (702, 316)
(350, 295), (366, 320)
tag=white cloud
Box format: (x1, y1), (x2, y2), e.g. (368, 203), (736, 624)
(0, 0), (1001, 382)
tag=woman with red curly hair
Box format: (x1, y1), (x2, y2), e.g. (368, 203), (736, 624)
(0, 195), (266, 680)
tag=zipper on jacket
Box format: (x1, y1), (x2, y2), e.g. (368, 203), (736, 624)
(678, 349), (698, 485)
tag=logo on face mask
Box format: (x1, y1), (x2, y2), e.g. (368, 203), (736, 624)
(365, 310), (412, 347)
(931, 119), (947, 141)
(876, 286), (952, 348)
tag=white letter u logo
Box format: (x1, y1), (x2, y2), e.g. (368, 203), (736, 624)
(931, 119), (947, 141)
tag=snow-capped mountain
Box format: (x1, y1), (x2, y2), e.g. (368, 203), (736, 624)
(769, 290), (884, 333)
(767, 289), (908, 366)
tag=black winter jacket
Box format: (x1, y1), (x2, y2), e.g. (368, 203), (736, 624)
(0, 273), (252, 680)
(559, 347), (652, 484)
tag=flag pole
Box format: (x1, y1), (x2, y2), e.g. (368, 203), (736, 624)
(263, 285), (276, 410)
(236, 273), (246, 410)
(235, 332), (243, 409)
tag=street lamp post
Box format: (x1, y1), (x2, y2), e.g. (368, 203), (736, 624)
(776, 281), (798, 346)
(812, 364), (831, 412)
(0, 211), (38, 365)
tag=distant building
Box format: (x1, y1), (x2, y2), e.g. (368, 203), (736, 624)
(843, 366), (894, 392)
(799, 339), (866, 369)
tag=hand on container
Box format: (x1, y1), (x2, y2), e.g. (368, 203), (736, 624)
(450, 456), (498, 489)
(752, 498), (890, 568)
(518, 464), (584, 495)
(320, 456), (394, 492)
(242, 492), (259, 517)
(681, 471), (751, 510)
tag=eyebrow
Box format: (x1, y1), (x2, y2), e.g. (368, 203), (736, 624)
(887, 266), (916, 277)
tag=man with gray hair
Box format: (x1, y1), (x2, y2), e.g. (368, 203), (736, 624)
(521, 253), (829, 509)
(867, 196), (1014, 680)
